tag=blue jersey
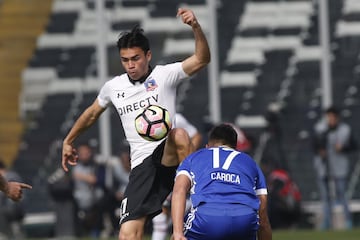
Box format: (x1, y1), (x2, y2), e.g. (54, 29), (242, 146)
(176, 146), (267, 211)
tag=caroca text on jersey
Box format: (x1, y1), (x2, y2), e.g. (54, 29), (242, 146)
(210, 172), (240, 184)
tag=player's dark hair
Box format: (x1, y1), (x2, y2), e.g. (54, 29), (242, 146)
(117, 25), (150, 54)
(208, 123), (237, 149)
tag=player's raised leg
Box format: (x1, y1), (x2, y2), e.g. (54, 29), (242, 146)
(162, 128), (193, 167)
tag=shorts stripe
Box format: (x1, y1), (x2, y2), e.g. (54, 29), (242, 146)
(183, 207), (197, 236)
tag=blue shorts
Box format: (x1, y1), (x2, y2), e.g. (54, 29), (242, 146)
(184, 203), (259, 240)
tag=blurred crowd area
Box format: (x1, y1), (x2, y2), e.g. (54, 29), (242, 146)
(1, 141), (132, 239)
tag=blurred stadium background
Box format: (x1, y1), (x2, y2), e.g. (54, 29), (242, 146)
(1, 0), (360, 237)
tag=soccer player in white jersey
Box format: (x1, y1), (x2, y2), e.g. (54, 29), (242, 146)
(171, 124), (272, 240)
(61, 8), (210, 240)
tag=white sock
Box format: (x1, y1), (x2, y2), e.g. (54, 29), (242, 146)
(152, 212), (168, 240)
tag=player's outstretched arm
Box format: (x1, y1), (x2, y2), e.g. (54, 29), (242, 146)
(171, 175), (190, 240)
(62, 99), (106, 172)
(257, 195), (272, 240)
(1, 176), (32, 202)
(177, 8), (210, 76)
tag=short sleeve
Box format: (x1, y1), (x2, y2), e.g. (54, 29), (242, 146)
(176, 157), (192, 181)
(255, 164), (268, 195)
(163, 62), (189, 87)
(97, 82), (111, 108)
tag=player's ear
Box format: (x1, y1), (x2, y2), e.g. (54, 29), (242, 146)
(146, 50), (152, 62)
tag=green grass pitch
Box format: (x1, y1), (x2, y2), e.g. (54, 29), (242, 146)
(140, 228), (360, 240)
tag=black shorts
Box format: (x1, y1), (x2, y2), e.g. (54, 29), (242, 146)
(119, 140), (177, 224)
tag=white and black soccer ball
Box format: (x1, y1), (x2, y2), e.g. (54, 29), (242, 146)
(135, 105), (172, 141)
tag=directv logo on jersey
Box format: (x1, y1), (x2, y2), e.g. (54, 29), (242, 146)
(118, 94), (159, 116)
(211, 172), (240, 184)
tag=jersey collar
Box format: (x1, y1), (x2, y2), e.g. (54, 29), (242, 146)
(128, 65), (153, 85)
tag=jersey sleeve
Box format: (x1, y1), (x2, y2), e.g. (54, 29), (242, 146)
(163, 62), (189, 86)
(97, 82), (111, 108)
(255, 164), (268, 196)
(175, 156), (192, 182)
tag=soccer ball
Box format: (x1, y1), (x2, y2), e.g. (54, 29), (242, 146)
(135, 105), (172, 141)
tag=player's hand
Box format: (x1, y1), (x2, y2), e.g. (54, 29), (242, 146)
(62, 143), (78, 172)
(6, 182), (32, 202)
(177, 8), (198, 28)
(171, 233), (187, 240)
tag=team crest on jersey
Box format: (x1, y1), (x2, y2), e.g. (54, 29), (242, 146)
(144, 77), (158, 91)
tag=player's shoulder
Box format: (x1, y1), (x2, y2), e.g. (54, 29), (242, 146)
(104, 74), (130, 88)
(185, 148), (209, 160)
(231, 149), (257, 165)
(105, 75), (120, 84)
(237, 150), (252, 159)
(153, 62), (182, 72)
(109, 74), (128, 82)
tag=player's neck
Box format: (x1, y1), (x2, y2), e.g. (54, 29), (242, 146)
(128, 65), (152, 85)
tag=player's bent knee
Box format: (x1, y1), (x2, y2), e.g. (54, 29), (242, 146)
(119, 221), (144, 240)
(119, 229), (141, 240)
(168, 128), (191, 147)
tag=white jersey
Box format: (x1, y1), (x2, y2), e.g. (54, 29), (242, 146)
(97, 62), (188, 169)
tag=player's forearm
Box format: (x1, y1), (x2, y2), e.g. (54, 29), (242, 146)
(257, 195), (272, 240)
(171, 190), (187, 235)
(172, 213), (184, 235)
(64, 107), (100, 144)
(182, 25), (210, 75)
(257, 212), (272, 240)
(258, 223), (272, 240)
(192, 23), (210, 66)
